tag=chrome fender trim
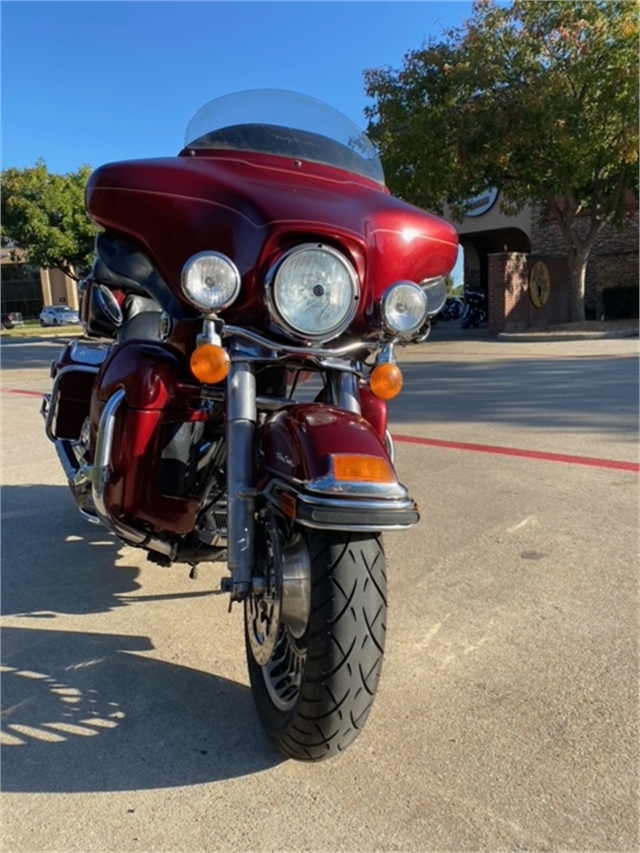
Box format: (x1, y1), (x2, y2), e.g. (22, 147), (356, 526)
(263, 480), (420, 531)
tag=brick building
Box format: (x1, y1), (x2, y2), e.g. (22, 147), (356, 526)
(1, 247), (79, 319)
(452, 190), (638, 334)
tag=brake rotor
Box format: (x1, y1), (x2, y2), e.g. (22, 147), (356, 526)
(246, 515), (283, 666)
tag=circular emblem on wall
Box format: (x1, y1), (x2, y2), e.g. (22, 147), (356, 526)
(529, 260), (551, 308)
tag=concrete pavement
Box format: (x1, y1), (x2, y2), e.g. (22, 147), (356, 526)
(1, 332), (637, 852)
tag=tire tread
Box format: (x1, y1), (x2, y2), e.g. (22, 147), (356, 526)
(248, 530), (387, 761)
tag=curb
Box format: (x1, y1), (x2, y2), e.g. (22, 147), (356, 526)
(0, 329), (83, 341)
(497, 329), (639, 342)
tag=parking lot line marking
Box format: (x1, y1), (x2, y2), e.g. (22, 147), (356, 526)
(393, 434), (639, 473)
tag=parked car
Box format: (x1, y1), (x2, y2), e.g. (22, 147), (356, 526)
(1, 311), (25, 329)
(39, 305), (81, 327)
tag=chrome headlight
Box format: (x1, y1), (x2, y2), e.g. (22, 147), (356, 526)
(420, 276), (448, 317)
(380, 282), (428, 339)
(181, 251), (241, 312)
(267, 244), (359, 343)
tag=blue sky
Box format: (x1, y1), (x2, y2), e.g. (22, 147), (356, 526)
(2, 1), (471, 282)
(1, 1), (474, 174)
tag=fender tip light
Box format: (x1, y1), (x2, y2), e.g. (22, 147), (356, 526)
(279, 493), (297, 519)
(332, 454), (396, 483)
(369, 362), (403, 400)
(190, 344), (230, 384)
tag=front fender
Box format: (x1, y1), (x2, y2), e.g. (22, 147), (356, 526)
(258, 404), (419, 530)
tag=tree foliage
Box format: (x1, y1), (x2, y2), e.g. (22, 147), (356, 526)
(364, 0), (639, 320)
(1, 160), (98, 280)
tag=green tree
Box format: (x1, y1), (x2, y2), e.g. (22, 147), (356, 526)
(365, 0), (639, 321)
(1, 160), (98, 280)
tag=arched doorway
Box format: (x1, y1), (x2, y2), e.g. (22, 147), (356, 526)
(460, 227), (531, 318)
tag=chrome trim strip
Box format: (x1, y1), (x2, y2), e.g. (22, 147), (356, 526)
(263, 478), (420, 530)
(303, 475), (409, 499)
(297, 519), (416, 532)
(69, 339), (110, 365)
(294, 491), (419, 531)
(263, 474), (412, 504)
(223, 324), (377, 359)
(297, 492), (417, 512)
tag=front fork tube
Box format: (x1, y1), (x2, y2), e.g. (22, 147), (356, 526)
(226, 359), (257, 601)
(225, 362), (361, 600)
(328, 370), (361, 415)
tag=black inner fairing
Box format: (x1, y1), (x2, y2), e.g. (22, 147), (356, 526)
(93, 232), (192, 320)
(183, 123), (382, 183)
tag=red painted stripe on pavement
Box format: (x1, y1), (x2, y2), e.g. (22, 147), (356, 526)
(4, 388), (636, 473)
(392, 433), (639, 473)
(2, 388), (43, 398)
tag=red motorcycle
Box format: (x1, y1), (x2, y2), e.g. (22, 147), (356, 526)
(42, 90), (458, 761)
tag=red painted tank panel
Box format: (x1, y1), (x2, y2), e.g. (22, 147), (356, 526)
(86, 151), (458, 328)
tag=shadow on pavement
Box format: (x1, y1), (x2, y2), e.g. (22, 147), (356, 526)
(389, 356), (639, 438)
(1, 484), (283, 789)
(1, 485), (141, 617)
(1, 485), (222, 617)
(1, 625), (282, 791)
(0, 338), (77, 372)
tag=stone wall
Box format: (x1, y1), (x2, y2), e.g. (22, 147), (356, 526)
(531, 205), (638, 316)
(488, 252), (570, 334)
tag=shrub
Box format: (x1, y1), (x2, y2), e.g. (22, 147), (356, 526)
(601, 285), (639, 319)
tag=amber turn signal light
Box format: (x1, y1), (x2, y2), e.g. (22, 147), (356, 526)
(332, 454), (396, 484)
(369, 362), (403, 400)
(190, 344), (230, 385)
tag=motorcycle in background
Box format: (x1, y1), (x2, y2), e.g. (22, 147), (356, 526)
(42, 90), (458, 761)
(460, 286), (487, 328)
(437, 296), (464, 322)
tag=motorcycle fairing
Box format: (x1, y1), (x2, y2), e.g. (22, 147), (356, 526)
(258, 404), (419, 530)
(86, 151), (458, 328)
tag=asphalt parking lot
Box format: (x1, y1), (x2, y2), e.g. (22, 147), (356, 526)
(1, 328), (638, 852)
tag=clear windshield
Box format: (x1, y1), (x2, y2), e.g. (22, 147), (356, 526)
(183, 89), (384, 185)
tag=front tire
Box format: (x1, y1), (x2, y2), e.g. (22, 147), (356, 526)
(246, 523), (386, 761)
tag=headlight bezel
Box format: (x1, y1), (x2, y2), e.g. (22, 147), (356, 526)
(265, 243), (360, 344)
(379, 281), (429, 340)
(181, 251), (242, 313)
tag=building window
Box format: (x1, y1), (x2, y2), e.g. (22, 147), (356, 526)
(0, 263), (43, 319)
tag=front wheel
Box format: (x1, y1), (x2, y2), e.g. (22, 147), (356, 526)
(245, 519), (386, 761)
